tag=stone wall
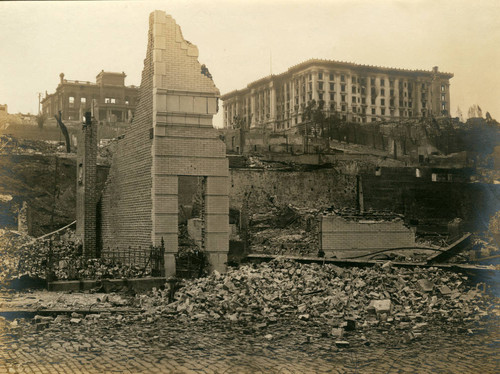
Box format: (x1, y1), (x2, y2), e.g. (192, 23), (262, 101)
(228, 169), (358, 212)
(320, 215), (416, 259)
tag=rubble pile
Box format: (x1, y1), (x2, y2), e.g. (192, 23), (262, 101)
(0, 230), (151, 285)
(249, 204), (319, 256)
(144, 259), (498, 330)
(0, 135), (61, 155)
(251, 228), (317, 256)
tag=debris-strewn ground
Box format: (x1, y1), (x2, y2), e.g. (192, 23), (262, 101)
(140, 259), (499, 335)
(0, 229), (152, 286)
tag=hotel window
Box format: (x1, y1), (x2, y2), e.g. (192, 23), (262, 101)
(390, 99), (394, 107)
(341, 84), (346, 92)
(381, 99), (385, 106)
(441, 94), (446, 101)
(308, 82), (312, 91)
(352, 76), (356, 84)
(352, 96), (356, 103)
(341, 105), (346, 112)
(330, 93), (334, 100)
(318, 72), (323, 80)
(380, 79), (385, 86)
(442, 103), (446, 110)
(370, 78), (375, 85)
(441, 84), (445, 92)
(371, 108), (376, 114)
(361, 97), (366, 104)
(308, 93), (312, 100)
(341, 74), (345, 82)
(390, 89), (394, 96)
(329, 73), (334, 81)
(330, 83), (334, 91)
(319, 93), (323, 100)
(80, 97), (86, 103)
(69, 96), (75, 107)
(341, 94), (346, 102)
(371, 97), (376, 105)
(381, 108), (386, 115)
(308, 74), (312, 80)
(390, 80), (394, 88)
(105, 98), (111, 103)
(110, 98), (116, 104)
(318, 82), (323, 90)
(381, 89), (385, 96)
(352, 86), (356, 94)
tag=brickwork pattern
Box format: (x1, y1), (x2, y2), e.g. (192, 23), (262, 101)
(99, 17), (155, 251)
(76, 121), (98, 257)
(100, 11), (229, 274)
(320, 215), (416, 258)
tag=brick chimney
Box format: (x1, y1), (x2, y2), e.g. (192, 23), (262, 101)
(76, 112), (98, 257)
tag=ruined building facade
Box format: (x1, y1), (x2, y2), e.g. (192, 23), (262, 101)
(41, 71), (139, 123)
(96, 11), (229, 275)
(222, 59), (453, 132)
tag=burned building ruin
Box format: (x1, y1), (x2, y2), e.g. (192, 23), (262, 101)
(77, 10), (229, 275)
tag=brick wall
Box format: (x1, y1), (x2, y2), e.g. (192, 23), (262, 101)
(100, 11), (229, 275)
(99, 16), (155, 251)
(361, 167), (500, 232)
(320, 215), (416, 259)
(228, 169), (357, 212)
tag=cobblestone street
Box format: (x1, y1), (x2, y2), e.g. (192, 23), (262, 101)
(0, 312), (498, 374)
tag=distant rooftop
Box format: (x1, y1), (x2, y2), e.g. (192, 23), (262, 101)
(222, 58), (453, 98)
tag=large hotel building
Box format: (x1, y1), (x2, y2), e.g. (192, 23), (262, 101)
(222, 59), (453, 132)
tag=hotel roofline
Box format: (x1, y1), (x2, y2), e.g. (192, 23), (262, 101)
(222, 58), (453, 99)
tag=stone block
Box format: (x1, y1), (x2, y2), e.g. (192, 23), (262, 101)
(166, 95), (180, 111)
(207, 98), (217, 115)
(155, 195), (178, 214)
(155, 93), (167, 112)
(205, 195), (229, 215)
(206, 176), (229, 195)
(154, 213), (178, 234)
(206, 251), (227, 273)
(205, 232), (229, 252)
(418, 279), (434, 292)
(205, 214), (229, 233)
(193, 97), (207, 114)
(154, 175), (178, 195)
(179, 96), (194, 112)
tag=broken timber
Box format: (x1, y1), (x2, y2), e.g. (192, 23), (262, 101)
(426, 233), (472, 264)
(246, 252), (495, 273)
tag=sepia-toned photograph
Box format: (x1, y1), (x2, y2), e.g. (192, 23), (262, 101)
(0, 0), (499, 372)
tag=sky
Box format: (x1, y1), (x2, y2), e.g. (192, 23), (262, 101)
(1, 0), (499, 127)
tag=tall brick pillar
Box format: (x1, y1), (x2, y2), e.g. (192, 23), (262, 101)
(76, 117), (98, 258)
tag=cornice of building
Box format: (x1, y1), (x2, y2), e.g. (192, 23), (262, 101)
(221, 58), (454, 100)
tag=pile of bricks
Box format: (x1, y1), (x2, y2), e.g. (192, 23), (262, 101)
(142, 259), (498, 332)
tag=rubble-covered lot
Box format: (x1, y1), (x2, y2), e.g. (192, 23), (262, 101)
(143, 259), (499, 329)
(0, 259), (499, 373)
